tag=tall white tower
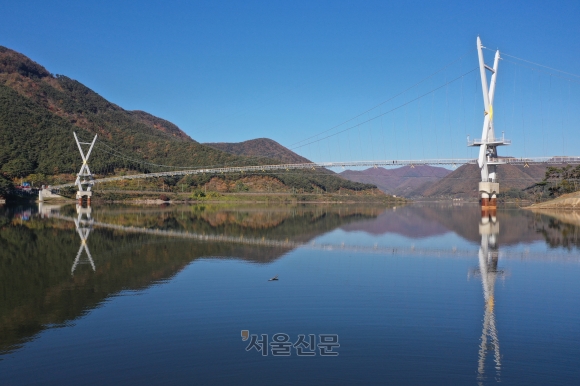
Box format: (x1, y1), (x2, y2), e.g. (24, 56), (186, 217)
(468, 37), (510, 207)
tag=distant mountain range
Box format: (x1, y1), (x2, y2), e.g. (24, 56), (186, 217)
(339, 163), (550, 198)
(415, 163), (548, 198)
(340, 165), (452, 196)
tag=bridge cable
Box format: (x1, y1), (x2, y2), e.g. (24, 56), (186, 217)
(538, 70), (546, 157)
(446, 76), (454, 160)
(393, 117), (398, 160)
(290, 67), (479, 151)
(565, 82), (571, 156)
(431, 83), (438, 159)
(548, 74), (553, 156)
(521, 68), (528, 157)
(501, 57), (580, 85)
(406, 104), (411, 160)
(380, 105), (387, 160)
(94, 139), (312, 172)
(460, 58), (466, 159)
(511, 64), (517, 156)
(368, 112), (375, 161)
(485, 48), (580, 79)
(419, 93), (425, 160)
(289, 50), (472, 148)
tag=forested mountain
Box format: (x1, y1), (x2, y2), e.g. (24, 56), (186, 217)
(205, 138), (311, 164)
(0, 46), (374, 193)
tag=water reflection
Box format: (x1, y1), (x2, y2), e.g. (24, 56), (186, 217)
(1, 203), (580, 384)
(476, 208), (504, 384)
(71, 205), (95, 275)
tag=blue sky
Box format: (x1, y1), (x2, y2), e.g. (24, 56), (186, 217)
(2, 0), (579, 162)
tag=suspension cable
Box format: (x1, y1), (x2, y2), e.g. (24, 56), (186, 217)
(289, 50), (473, 147)
(290, 67), (479, 151)
(484, 47), (580, 79)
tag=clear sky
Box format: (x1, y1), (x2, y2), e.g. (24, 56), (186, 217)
(2, 0), (579, 162)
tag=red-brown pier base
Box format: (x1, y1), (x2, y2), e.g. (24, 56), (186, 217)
(76, 191), (92, 207)
(479, 181), (499, 209)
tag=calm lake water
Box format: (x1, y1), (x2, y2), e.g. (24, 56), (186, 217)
(1, 202), (579, 385)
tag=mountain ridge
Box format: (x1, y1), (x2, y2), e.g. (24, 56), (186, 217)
(205, 138), (311, 164)
(0, 45), (376, 194)
(340, 165), (452, 197)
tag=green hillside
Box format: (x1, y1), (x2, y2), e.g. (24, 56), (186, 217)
(0, 46), (374, 194)
(205, 138), (311, 164)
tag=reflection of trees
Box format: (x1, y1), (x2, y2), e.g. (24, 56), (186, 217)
(0, 224), (288, 357)
(393, 204), (545, 246)
(89, 205), (382, 242)
(526, 210), (580, 251)
(0, 205), (381, 357)
(536, 218), (580, 251)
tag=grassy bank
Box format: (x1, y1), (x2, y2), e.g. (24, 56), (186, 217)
(90, 189), (408, 205)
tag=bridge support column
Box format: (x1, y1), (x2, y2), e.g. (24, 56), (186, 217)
(479, 181), (499, 208)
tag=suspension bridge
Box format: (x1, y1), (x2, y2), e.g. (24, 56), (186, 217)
(39, 37), (580, 206)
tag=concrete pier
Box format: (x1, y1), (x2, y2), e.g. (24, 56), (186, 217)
(479, 181), (499, 208)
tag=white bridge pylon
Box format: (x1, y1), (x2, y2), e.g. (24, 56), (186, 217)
(469, 37), (511, 207)
(471, 36), (511, 182)
(74, 132), (97, 202)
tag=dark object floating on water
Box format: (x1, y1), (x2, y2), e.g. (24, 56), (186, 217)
(268, 275), (279, 281)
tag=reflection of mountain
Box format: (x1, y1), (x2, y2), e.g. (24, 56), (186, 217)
(88, 206), (384, 243)
(340, 204), (555, 246)
(0, 205), (382, 356)
(340, 208), (450, 238)
(3, 203), (577, 361)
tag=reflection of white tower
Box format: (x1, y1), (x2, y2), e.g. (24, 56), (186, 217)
(71, 204), (95, 275)
(475, 210), (503, 384)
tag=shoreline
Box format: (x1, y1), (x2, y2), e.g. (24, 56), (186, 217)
(524, 191), (580, 210)
(33, 191), (408, 206)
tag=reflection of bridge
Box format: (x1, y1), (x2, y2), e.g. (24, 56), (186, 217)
(46, 206), (580, 278)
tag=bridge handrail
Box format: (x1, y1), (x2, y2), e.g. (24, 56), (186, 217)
(467, 138), (512, 146)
